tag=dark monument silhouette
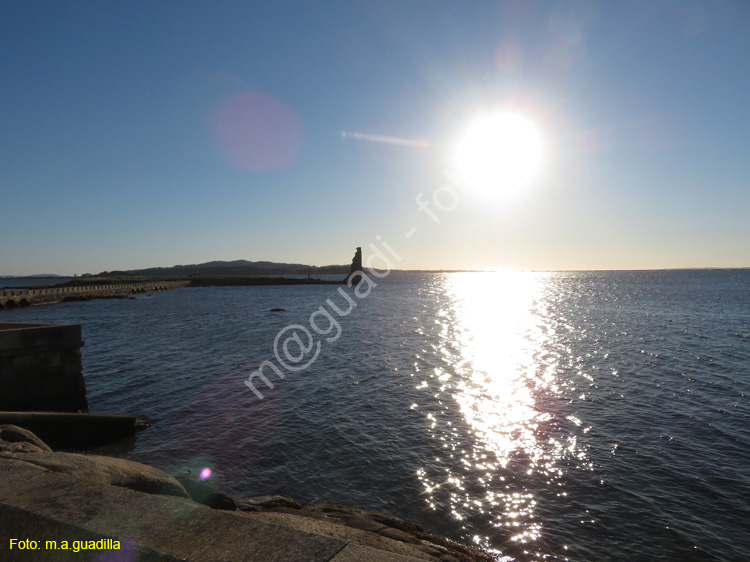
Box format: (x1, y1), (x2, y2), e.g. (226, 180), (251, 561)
(347, 247), (363, 286)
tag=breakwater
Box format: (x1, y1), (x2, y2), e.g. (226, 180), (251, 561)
(0, 281), (189, 309)
(188, 277), (344, 287)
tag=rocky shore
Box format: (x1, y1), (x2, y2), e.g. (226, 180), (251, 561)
(0, 425), (494, 562)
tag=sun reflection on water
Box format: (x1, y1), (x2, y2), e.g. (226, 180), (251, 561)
(414, 271), (589, 555)
(450, 272), (555, 468)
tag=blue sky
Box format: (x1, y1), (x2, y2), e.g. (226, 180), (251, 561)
(2, 1), (749, 275)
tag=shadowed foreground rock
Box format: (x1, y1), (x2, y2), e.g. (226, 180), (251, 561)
(0, 426), (493, 562)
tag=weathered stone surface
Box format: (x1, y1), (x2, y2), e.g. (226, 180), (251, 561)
(237, 495), (302, 511)
(330, 544), (428, 562)
(247, 501), (495, 562)
(379, 526), (423, 545)
(0, 440), (46, 454)
(0, 459), (347, 562)
(246, 510), (424, 559)
(371, 512), (426, 535)
(0, 450), (190, 499)
(0, 428), (493, 561)
(341, 515), (388, 534)
(0, 424), (52, 453)
(175, 472), (237, 510)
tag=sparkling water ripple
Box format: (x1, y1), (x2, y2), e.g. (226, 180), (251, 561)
(2, 270), (749, 560)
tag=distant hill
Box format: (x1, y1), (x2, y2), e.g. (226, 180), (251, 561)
(94, 260), (350, 278)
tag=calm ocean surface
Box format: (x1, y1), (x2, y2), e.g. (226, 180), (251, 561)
(3, 271), (749, 561)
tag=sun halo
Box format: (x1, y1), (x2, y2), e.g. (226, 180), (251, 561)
(452, 111), (544, 198)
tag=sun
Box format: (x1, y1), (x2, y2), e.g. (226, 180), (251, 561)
(452, 111), (544, 197)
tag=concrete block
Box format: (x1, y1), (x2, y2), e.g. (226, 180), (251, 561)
(0, 323), (87, 412)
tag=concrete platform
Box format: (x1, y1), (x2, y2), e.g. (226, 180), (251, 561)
(0, 411), (143, 448)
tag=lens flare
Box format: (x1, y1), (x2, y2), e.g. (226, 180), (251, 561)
(209, 90), (304, 170)
(341, 131), (429, 149)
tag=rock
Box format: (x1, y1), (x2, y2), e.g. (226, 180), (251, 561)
(0, 424), (52, 453)
(378, 526), (422, 545)
(0, 427), (242, 511)
(0, 460), (347, 562)
(371, 512), (426, 535)
(0, 450), (191, 499)
(237, 495), (301, 511)
(347, 246), (363, 285)
(175, 472), (237, 511)
(289, 502), (494, 561)
(340, 515), (387, 534)
(0, 440), (47, 454)
(0, 429), (492, 560)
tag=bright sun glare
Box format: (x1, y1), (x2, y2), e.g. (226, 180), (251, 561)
(452, 111), (544, 197)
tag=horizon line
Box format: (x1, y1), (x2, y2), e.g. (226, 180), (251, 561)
(3, 265), (750, 279)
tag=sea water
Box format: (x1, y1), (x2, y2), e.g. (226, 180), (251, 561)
(2, 270), (749, 561)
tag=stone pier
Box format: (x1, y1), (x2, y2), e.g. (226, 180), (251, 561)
(0, 280), (189, 310)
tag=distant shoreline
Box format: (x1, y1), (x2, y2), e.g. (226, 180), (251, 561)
(0, 276), (69, 280)
(3, 267), (750, 284)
